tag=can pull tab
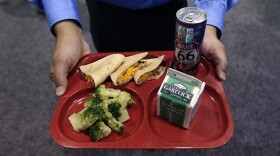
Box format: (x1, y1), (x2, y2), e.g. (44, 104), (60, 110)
(182, 11), (201, 22)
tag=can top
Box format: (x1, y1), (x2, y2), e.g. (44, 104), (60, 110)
(176, 7), (207, 24)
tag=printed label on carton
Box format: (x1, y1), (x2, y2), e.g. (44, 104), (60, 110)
(161, 80), (194, 104)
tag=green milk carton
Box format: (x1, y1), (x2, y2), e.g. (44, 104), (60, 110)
(157, 68), (205, 129)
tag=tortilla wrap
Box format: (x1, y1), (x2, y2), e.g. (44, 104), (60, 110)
(134, 55), (166, 85)
(110, 52), (148, 86)
(79, 54), (125, 87)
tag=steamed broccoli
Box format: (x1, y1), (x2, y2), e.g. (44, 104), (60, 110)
(117, 108), (130, 123)
(95, 85), (132, 122)
(68, 84), (133, 141)
(89, 120), (111, 141)
(112, 91), (132, 122)
(107, 100), (122, 118)
(102, 101), (124, 133)
(106, 116), (124, 134)
(68, 105), (105, 132)
(104, 98), (131, 123)
(84, 96), (102, 108)
(118, 91), (133, 108)
(97, 90), (132, 123)
(95, 84), (121, 100)
(95, 84), (132, 108)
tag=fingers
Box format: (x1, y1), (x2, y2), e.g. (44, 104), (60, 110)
(212, 44), (228, 81)
(82, 39), (91, 56)
(214, 57), (227, 81)
(49, 61), (68, 96)
(49, 64), (55, 82)
(201, 25), (228, 81)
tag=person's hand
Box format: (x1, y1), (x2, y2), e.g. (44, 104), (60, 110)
(49, 20), (90, 96)
(200, 25), (227, 81)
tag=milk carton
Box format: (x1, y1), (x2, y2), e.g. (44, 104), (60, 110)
(157, 68), (205, 129)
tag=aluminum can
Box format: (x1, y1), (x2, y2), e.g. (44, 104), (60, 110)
(173, 7), (207, 76)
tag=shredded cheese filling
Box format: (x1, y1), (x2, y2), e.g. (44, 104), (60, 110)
(85, 75), (94, 86)
(117, 65), (139, 85)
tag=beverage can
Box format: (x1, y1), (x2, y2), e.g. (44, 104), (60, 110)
(173, 7), (207, 76)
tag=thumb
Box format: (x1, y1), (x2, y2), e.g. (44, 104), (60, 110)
(214, 57), (227, 81)
(82, 39), (91, 56)
(53, 62), (68, 96)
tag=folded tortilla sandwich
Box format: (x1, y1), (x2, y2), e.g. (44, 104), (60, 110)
(133, 55), (166, 85)
(110, 52), (148, 86)
(79, 54), (125, 88)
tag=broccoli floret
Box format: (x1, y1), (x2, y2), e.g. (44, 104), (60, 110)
(89, 121), (111, 142)
(68, 106), (105, 132)
(117, 108), (130, 123)
(95, 84), (121, 100)
(106, 117), (124, 134)
(84, 96), (102, 108)
(102, 100), (124, 133)
(114, 91), (132, 123)
(118, 91), (133, 108)
(101, 92), (132, 123)
(102, 98), (130, 122)
(107, 100), (122, 118)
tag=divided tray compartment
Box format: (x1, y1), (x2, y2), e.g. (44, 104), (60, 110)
(50, 51), (234, 149)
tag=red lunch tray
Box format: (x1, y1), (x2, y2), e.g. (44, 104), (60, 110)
(50, 51), (234, 149)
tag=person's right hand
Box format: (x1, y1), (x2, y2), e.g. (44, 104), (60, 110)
(200, 25), (227, 81)
(49, 20), (90, 96)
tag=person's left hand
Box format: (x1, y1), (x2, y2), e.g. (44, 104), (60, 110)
(200, 25), (227, 81)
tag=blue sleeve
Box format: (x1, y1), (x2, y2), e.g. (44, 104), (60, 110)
(194, 0), (238, 37)
(28, 0), (82, 34)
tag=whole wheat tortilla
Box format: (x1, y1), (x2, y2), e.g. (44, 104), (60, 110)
(110, 52), (148, 86)
(134, 55), (165, 85)
(79, 54), (125, 87)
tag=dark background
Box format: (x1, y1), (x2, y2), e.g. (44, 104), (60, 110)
(0, 0), (279, 155)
